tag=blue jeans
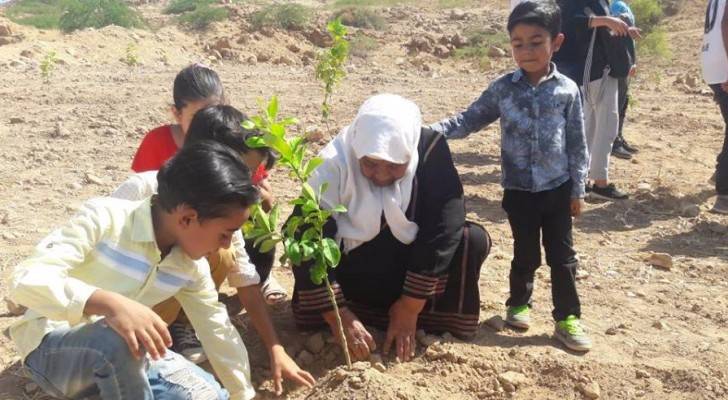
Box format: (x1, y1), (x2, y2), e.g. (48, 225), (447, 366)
(24, 320), (229, 400)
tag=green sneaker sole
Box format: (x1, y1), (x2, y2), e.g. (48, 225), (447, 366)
(554, 328), (592, 352)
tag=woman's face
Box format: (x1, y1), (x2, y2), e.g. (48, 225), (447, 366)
(359, 156), (408, 187)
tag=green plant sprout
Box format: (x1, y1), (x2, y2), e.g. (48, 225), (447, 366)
(40, 51), (58, 83)
(124, 43), (140, 66)
(242, 96), (352, 368)
(315, 18), (349, 125)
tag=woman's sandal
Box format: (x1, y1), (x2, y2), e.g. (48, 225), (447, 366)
(261, 275), (288, 306)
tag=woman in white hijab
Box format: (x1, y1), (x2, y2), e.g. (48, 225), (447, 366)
(291, 94), (490, 362)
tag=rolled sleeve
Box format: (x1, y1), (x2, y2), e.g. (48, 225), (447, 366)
(226, 230), (260, 288)
(10, 200), (106, 323)
(176, 264), (256, 399)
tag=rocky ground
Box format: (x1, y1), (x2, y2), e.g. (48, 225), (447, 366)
(0, 0), (726, 399)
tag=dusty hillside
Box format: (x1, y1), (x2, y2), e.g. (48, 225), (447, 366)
(0, 1), (726, 399)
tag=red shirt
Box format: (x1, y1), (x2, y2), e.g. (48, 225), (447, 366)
(131, 125), (179, 173)
(131, 124), (269, 184)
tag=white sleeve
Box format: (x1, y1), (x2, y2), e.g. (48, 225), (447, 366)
(111, 171), (158, 201)
(225, 230), (261, 287)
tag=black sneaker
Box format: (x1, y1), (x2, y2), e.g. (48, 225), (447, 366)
(611, 144), (633, 160)
(170, 322), (206, 364)
(621, 140), (639, 154)
(591, 183), (629, 200)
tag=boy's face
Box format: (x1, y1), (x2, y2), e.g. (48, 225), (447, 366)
(509, 23), (564, 75)
(176, 205), (250, 259)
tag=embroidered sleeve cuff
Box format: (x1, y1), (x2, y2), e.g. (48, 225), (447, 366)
(295, 284), (346, 313)
(402, 271), (448, 299)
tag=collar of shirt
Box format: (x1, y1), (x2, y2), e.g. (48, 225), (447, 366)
(130, 197), (157, 243)
(511, 62), (560, 86)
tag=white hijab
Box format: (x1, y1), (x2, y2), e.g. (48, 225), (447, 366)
(308, 94), (422, 253)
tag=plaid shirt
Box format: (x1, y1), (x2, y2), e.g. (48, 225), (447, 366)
(430, 64), (588, 198)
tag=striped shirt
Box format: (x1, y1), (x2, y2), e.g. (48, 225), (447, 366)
(111, 170), (260, 287)
(9, 197), (256, 400)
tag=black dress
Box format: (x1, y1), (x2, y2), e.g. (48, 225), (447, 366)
(291, 128), (491, 339)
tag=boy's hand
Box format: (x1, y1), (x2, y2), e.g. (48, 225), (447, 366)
(384, 295), (425, 362)
(629, 65), (637, 77)
(86, 290), (171, 360)
(570, 198), (585, 218)
(269, 345), (315, 395)
(257, 178), (275, 212)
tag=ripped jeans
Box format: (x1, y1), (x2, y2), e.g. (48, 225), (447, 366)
(23, 320), (228, 400)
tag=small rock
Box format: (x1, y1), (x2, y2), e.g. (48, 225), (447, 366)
(287, 43), (300, 53)
(304, 125), (325, 143)
(9, 117), (24, 124)
(680, 204), (700, 218)
(576, 269), (590, 280)
(605, 327), (618, 335)
(647, 253), (673, 270)
(637, 182), (652, 191)
(451, 32), (468, 48)
(212, 38), (232, 51)
(295, 350), (314, 366)
(260, 26), (275, 38)
(52, 121), (69, 138)
(433, 45), (451, 58)
(305, 332), (325, 354)
(635, 369), (651, 379)
(498, 371), (530, 391)
(449, 9), (468, 20)
(483, 315), (505, 332)
(67, 182), (83, 190)
(255, 52), (271, 63)
(272, 56), (294, 66)
(652, 320), (668, 330)
(352, 361), (370, 371)
(685, 75), (698, 88)
(239, 52), (257, 64)
(577, 382), (601, 399)
(405, 35), (434, 54)
(305, 28), (333, 47)
(24, 382), (38, 394)
(487, 45), (507, 58)
(373, 362), (386, 372)
(348, 375), (365, 389)
(333, 367), (349, 382)
(395, 57), (406, 66)
(2, 232), (17, 240)
(418, 334), (439, 347)
(84, 173), (105, 185)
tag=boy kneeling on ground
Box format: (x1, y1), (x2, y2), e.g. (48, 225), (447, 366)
(9, 141), (260, 399)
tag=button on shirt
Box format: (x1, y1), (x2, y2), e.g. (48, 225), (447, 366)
(430, 64), (588, 198)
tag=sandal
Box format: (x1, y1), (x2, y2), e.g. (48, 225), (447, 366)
(261, 275), (288, 306)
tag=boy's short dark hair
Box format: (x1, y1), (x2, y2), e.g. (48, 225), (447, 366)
(156, 140), (259, 220)
(185, 105), (276, 171)
(507, 0), (562, 38)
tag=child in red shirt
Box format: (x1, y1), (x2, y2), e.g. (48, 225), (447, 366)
(131, 64), (224, 173)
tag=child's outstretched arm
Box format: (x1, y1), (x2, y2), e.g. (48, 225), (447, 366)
(176, 269), (257, 400)
(429, 81), (501, 139)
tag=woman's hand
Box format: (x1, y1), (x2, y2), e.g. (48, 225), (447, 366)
(384, 296), (425, 362)
(323, 307), (376, 361)
(269, 345), (315, 395)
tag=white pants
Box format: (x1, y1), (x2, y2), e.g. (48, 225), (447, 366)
(582, 75), (620, 181)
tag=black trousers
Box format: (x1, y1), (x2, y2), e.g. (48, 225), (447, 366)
(292, 222), (491, 339)
(502, 180), (581, 321)
(711, 84), (728, 195)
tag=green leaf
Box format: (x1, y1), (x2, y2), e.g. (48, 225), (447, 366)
(284, 216), (302, 237)
(245, 135), (266, 149)
(287, 241), (302, 265)
(309, 261), (327, 285)
(267, 96), (279, 120)
(253, 231), (274, 248)
(303, 158), (324, 179)
(242, 120), (256, 130)
(258, 208), (271, 232)
(302, 199), (319, 214)
(321, 238), (341, 268)
(260, 238), (278, 253)
(302, 227), (318, 242)
(301, 240), (315, 260)
(331, 204), (347, 213)
(281, 117), (299, 126)
(269, 204), (280, 228)
(302, 183), (317, 203)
